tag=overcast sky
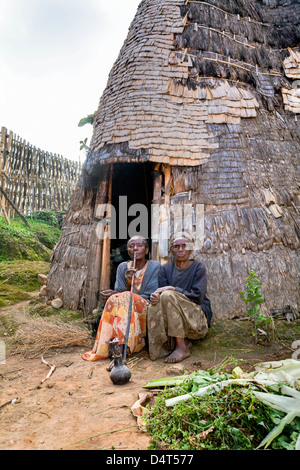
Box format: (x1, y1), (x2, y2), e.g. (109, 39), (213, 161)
(0, 0), (142, 162)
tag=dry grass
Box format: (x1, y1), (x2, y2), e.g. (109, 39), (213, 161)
(0, 308), (91, 358)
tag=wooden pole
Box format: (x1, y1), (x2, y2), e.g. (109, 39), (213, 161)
(0, 201), (10, 225)
(0, 127), (7, 216)
(0, 185), (31, 227)
(100, 164), (113, 291)
(84, 166), (110, 316)
(123, 251), (137, 361)
(151, 168), (163, 261)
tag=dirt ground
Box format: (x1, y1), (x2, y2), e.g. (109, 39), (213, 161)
(0, 297), (298, 451)
(0, 342), (219, 451)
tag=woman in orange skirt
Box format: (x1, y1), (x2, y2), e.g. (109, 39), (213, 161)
(81, 236), (161, 362)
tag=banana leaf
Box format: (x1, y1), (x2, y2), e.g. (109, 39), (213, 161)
(253, 389), (300, 449)
(256, 410), (300, 449)
(296, 434), (300, 450)
(165, 378), (277, 407)
(255, 359), (300, 380)
(143, 370), (229, 389)
(143, 375), (191, 388)
(253, 390), (300, 414)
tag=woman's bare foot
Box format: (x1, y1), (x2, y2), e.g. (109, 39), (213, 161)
(91, 344), (97, 355)
(164, 338), (190, 363)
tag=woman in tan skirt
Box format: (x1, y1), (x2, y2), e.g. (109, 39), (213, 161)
(147, 232), (213, 364)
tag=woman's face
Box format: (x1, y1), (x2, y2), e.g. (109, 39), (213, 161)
(127, 237), (148, 261)
(171, 238), (192, 263)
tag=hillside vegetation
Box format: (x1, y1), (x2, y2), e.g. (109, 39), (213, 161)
(0, 211), (62, 307)
(0, 211), (62, 262)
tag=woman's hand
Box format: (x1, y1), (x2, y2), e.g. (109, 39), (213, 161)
(125, 267), (137, 280)
(100, 289), (117, 301)
(156, 286), (175, 293)
(150, 292), (160, 305)
(150, 286), (175, 305)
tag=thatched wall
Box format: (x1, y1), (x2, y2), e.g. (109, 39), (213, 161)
(47, 0), (300, 319)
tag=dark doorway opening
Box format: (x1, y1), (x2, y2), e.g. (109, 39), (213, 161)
(110, 162), (154, 284)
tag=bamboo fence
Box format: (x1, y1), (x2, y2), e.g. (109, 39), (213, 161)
(0, 127), (82, 219)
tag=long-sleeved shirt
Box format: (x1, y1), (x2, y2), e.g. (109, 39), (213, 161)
(114, 260), (161, 302)
(158, 260), (213, 326)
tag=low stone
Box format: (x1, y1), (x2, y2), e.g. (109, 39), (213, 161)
(165, 364), (186, 376)
(38, 274), (48, 286)
(51, 298), (63, 309)
(39, 285), (47, 297)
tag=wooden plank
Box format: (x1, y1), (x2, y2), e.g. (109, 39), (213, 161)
(0, 127), (7, 214)
(84, 166), (110, 316)
(0, 127), (81, 216)
(100, 164), (113, 291)
(0, 185), (31, 227)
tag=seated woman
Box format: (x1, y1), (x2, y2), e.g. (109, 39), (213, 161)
(82, 236), (161, 362)
(147, 232), (213, 364)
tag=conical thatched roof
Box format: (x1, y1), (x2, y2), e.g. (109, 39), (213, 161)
(84, 0), (299, 174)
(47, 0), (300, 319)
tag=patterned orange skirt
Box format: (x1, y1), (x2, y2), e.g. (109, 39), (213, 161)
(81, 291), (148, 361)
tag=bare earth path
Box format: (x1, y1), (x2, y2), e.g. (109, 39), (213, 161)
(0, 298), (196, 451)
(0, 347), (158, 450)
(0, 296), (295, 451)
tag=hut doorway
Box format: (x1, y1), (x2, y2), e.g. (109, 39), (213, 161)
(109, 162), (154, 287)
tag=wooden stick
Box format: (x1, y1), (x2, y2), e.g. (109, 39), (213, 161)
(40, 357), (56, 384)
(100, 164), (113, 291)
(84, 166), (110, 315)
(0, 185), (31, 227)
(0, 201), (10, 225)
(0, 128), (7, 215)
(123, 252), (137, 362)
(0, 397), (18, 410)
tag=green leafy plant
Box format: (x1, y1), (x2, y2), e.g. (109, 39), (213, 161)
(78, 111), (96, 152)
(30, 210), (64, 229)
(145, 377), (286, 450)
(78, 112), (96, 128)
(145, 360), (300, 451)
(240, 270), (271, 342)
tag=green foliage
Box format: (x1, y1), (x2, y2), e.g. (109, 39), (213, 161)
(145, 368), (300, 451)
(0, 212), (61, 307)
(78, 111), (96, 152)
(80, 137), (90, 152)
(240, 270), (271, 341)
(78, 112), (96, 128)
(0, 260), (50, 307)
(0, 214), (61, 262)
(30, 210), (64, 229)
(240, 270), (263, 314)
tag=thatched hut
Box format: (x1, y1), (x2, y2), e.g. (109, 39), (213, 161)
(47, 0), (300, 319)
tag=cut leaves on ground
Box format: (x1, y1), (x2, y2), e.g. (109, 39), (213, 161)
(144, 359), (300, 451)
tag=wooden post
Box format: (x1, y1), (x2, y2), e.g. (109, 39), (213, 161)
(0, 127), (7, 217)
(0, 127), (81, 218)
(0, 201), (10, 225)
(100, 164), (113, 291)
(0, 185), (31, 227)
(84, 166), (110, 316)
(151, 166), (163, 260)
(163, 164), (172, 205)
(0, 129), (14, 220)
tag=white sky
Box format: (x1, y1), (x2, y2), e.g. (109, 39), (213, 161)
(0, 0), (142, 162)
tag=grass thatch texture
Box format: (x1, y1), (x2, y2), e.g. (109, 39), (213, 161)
(0, 308), (91, 358)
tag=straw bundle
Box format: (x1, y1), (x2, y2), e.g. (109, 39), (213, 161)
(1, 310), (91, 358)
